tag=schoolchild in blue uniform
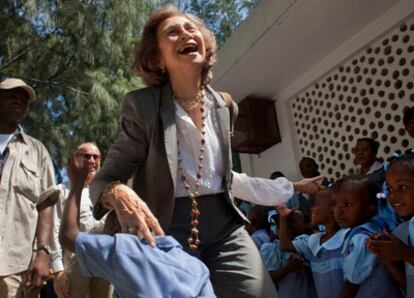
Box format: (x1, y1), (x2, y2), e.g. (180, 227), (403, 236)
(260, 209), (317, 298)
(278, 189), (347, 298)
(368, 150), (414, 296)
(333, 177), (403, 298)
(60, 155), (215, 298)
(375, 152), (404, 232)
(246, 205), (271, 250)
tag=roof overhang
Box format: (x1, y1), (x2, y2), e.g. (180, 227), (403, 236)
(213, 0), (402, 101)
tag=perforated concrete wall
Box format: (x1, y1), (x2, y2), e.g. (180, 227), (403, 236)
(291, 20), (414, 179)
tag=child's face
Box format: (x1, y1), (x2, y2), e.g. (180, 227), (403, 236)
(288, 210), (310, 238)
(299, 159), (318, 178)
(406, 119), (414, 138)
(353, 140), (376, 167)
(332, 181), (371, 228)
(311, 190), (333, 226)
(386, 164), (414, 218)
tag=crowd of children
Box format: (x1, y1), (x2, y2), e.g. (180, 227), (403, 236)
(242, 107), (414, 297)
(39, 104), (414, 298)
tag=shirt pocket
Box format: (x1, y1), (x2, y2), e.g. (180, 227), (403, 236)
(14, 158), (40, 204)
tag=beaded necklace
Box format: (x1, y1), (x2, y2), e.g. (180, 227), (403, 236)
(176, 95), (206, 251)
(173, 91), (204, 111)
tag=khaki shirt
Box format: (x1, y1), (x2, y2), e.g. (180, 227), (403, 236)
(0, 127), (56, 276)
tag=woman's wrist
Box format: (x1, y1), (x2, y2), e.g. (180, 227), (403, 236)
(101, 181), (122, 209)
(292, 181), (305, 193)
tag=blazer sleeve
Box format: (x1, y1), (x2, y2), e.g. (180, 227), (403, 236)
(90, 91), (150, 219)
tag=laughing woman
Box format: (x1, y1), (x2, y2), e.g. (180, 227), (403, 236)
(90, 5), (323, 297)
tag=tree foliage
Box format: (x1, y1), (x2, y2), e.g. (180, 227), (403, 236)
(0, 0), (257, 182)
(0, 0), (164, 181)
(182, 0), (258, 46)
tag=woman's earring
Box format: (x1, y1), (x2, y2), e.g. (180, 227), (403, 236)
(160, 66), (165, 74)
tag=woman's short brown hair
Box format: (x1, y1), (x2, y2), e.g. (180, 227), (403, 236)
(132, 5), (217, 87)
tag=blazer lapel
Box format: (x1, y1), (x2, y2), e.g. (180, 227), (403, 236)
(207, 86), (231, 181)
(159, 83), (177, 191)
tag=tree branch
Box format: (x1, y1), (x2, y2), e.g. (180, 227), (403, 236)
(0, 45), (37, 71)
(0, 28), (59, 71)
(0, 73), (89, 95)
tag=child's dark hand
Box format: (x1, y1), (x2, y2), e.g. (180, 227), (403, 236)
(67, 153), (89, 187)
(367, 230), (413, 262)
(275, 204), (294, 217)
(368, 232), (385, 241)
(286, 254), (306, 272)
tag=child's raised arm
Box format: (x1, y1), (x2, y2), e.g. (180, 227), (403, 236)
(276, 205), (297, 252)
(60, 154), (89, 252)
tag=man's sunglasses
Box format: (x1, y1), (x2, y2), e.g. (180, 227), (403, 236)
(76, 153), (101, 160)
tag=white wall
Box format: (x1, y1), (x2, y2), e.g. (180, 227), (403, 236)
(239, 99), (301, 181)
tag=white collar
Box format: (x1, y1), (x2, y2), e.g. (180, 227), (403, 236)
(366, 160), (383, 175)
(308, 228), (351, 256)
(0, 129), (18, 155)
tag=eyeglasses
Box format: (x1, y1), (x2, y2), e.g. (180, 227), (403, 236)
(76, 153), (101, 161)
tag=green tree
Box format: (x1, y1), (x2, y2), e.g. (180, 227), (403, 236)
(182, 0), (258, 46)
(0, 0), (165, 181)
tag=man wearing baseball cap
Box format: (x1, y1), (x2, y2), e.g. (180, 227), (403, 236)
(0, 78), (57, 297)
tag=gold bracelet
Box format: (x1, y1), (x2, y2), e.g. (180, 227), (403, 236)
(101, 181), (121, 209)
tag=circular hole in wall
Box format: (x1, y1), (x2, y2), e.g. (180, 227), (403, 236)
(402, 139), (409, 147)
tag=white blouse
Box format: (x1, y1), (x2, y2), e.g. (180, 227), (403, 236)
(174, 93), (294, 206)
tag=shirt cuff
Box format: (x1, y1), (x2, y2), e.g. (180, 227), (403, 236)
(232, 172), (294, 206)
(39, 186), (59, 204)
(51, 259), (64, 273)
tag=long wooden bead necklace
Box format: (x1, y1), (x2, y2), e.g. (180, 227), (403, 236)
(177, 96), (206, 251)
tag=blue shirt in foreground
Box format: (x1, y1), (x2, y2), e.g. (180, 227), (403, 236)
(75, 232), (215, 298)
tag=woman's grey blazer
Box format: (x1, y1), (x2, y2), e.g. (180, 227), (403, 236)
(90, 83), (245, 230)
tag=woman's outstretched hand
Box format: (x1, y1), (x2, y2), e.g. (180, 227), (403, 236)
(106, 184), (164, 247)
(292, 176), (325, 194)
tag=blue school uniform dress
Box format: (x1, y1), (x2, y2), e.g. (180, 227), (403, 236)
(292, 229), (350, 298)
(393, 217), (414, 297)
(342, 219), (403, 298)
(260, 236), (317, 298)
(251, 229), (270, 250)
(75, 232), (215, 298)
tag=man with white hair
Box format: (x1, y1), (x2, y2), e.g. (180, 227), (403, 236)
(0, 78), (57, 297)
(51, 143), (112, 298)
